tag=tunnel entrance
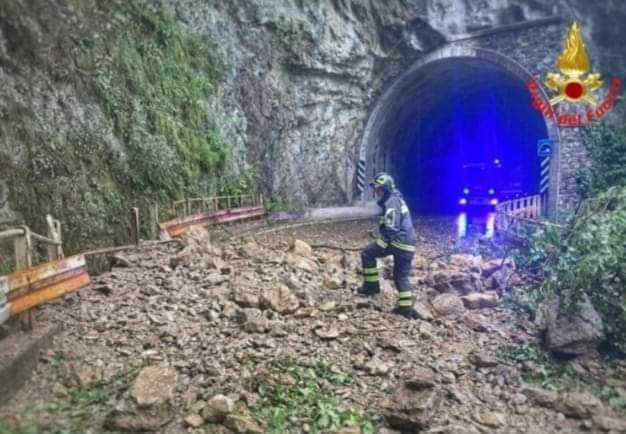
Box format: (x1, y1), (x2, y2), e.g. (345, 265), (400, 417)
(360, 46), (559, 217)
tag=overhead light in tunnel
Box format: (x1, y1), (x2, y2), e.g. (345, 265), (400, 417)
(488, 188), (495, 195)
(459, 198), (468, 205)
(490, 198), (499, 206)
(463, 188), (470, 195)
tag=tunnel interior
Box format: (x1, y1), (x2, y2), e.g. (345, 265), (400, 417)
(373, 57), (548, 215)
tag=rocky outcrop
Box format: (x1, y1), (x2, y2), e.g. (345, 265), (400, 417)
(1, 0), (625, 248)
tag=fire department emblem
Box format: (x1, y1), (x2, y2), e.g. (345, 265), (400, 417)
(545, 22), (603, 106)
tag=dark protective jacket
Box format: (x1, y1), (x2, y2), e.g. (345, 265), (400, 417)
(376, 189), (417, 251)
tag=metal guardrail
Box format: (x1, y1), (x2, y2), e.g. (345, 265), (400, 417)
(496, 195), (547, 232)
(158, 193), (265, 238)
(0, 215), (79, 329)
(0, 194), (265, 329)
(0, 255), (89, 326)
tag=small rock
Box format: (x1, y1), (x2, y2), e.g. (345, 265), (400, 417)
(468, 350), (498, 368)
(231, 281), (261, 308)
(324, 276), (343, 290)
(52, 382), (69, 399)
(104, 410), (172, 432)
(511, 393), (527, 406)
(223, 413), (264, 433)
(523, 387), (559, 408)
(111, 253), (133, 268)
(413, 301), (434, 321)
(460, 291), (500, 309)
(432, 293), (465, 317)
(130, 365), (178, 409)
(184, 413), (204, 428)
(474, 411), (506, 428)
(336, 427), (361, 434)
(203, 394), (235, 423)
(319, 301), (337, 312)
(292, 239), (313, 257)
(315, 327), (340, 339)
(463, 313), (490, 332)
(593, 415), (626, 432)
(364, 358), (391, 376)
(236, 308), (269, 333)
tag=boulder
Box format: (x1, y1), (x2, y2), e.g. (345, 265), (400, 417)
(488, 266), (521, 290)
(558, 392), (604, 419)
(461, 291), (500, 310)
(259, 284), (300, 314)
(105, 365), (178, 432)
(381, 378), (442, 431)
(536, 295), (604, 355)
(291, 239), (314, 257)
(449, 254), (482, 272)
(431, 269), (483, 294)
(170, 246), (194, 269)
(432, 293), (465, 317)
(238, 241), (267, 262)
(405, 367), (439, 389)
(481, 257), (514, 278)
(523, 387), (559, 409)
(285, 254), (318, 273)
(231, 278), (261, 308)
(130, 365), (177, 409)
(203, 394), (235, 423)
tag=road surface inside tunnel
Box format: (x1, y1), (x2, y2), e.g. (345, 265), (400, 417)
(384, 58), (547, 217)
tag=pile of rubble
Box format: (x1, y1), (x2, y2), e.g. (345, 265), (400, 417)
(1, 222), (625, 433)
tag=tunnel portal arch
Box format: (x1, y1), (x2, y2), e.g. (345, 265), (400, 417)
(358, 45), (560, 217)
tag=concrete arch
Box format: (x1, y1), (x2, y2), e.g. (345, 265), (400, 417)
(358, 44), (560, 217)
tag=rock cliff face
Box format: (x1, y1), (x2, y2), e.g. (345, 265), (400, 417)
(0, 0), (624, 247)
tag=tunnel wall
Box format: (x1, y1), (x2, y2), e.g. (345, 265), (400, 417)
(359, 20), (590, 219)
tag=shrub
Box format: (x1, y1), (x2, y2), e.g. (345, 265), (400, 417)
(541, 186), (626, 353)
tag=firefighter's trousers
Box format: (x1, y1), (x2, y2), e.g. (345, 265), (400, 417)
(361, 239), (414, 307)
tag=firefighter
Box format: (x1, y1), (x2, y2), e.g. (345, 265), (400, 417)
(358, 172), (417, 319)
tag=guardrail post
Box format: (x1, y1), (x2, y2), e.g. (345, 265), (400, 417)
(15, 227), (34, 331)
(46, 215), (62, 261)
(130, 207), (140, 246)
(149, 204), (159, 240)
